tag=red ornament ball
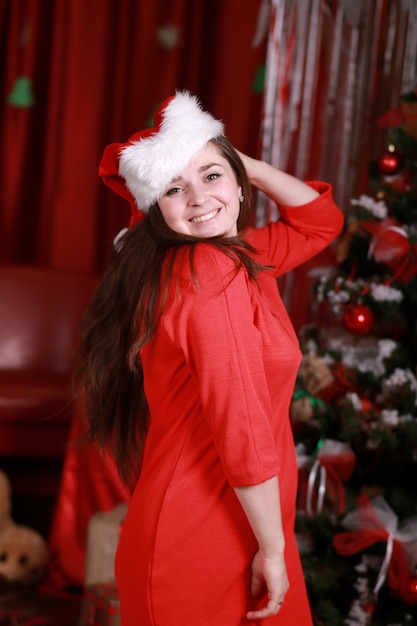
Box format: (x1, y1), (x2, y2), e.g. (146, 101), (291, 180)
(362, 599), (376, 614)
(343, 304), (375, 335)
(376, 149), (402, 175)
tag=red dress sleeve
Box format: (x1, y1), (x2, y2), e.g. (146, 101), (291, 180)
(162, 248), (281, 487)
(246, 181), (344, 275)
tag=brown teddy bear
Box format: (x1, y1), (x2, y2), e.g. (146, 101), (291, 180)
(0, 468), (49, 587)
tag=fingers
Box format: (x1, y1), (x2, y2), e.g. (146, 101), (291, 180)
(246, 596), (284, 621)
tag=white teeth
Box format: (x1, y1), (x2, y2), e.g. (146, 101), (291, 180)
(191, 209), (218, 223)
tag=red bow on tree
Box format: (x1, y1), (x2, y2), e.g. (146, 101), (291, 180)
(361, 217), (417, 282)
(333, 495), (417, 605)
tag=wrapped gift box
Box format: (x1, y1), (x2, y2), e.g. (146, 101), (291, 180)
(78, 583), (120, 626)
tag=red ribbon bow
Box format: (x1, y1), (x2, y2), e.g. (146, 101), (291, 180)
(361, 218), (417, 282)
(333, 495), (417, 604)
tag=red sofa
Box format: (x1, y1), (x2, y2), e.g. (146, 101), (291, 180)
(0, 265), (97, 461)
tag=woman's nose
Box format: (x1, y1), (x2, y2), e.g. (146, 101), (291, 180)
(187, 184), (207, 206)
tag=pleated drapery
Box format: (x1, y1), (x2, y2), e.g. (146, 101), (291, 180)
(1, 0), (266, 272)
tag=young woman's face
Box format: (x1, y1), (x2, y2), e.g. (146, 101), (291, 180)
(157, 142), (242, 238)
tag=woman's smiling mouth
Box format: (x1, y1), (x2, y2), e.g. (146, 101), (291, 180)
(190, 208), (220, 223)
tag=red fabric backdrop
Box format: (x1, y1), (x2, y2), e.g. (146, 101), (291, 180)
(1, 0), (266, 272)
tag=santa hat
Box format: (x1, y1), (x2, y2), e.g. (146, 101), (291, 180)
(98, 91), (224, 228)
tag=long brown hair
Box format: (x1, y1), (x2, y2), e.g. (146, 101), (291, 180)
(76, 136), (270, 485)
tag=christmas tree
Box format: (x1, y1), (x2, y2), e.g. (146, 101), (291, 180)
(292, 89), (417, 625)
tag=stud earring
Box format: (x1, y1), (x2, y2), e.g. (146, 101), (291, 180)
(239, 195), (244, 202)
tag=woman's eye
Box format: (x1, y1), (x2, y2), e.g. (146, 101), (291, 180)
(166, 187), (182, 196)
(207, 172), (220, 181)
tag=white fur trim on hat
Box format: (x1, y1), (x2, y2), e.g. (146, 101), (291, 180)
(118, 91), (224, 212)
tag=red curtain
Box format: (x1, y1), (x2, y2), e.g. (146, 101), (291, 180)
(0, 0), (266, 273)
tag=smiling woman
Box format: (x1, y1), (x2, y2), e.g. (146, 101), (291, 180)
(77, 90), (344, 625)
(158, 143), (242, 237)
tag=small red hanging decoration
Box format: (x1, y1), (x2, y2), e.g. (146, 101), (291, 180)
(362, 595), (376, 615)
(397, 572), (417, 606)
(376, 148), (402, 175)
(358, 396), (378, 419)
(409, 576), (417, 596)
(342, 304), (374, 335)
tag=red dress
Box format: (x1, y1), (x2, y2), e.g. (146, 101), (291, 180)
(115, 182), (343, 625)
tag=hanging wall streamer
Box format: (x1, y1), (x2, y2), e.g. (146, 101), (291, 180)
(257, 0), (417, 225)
(402, 1), (417, 90)
(296, 0), (322, 181)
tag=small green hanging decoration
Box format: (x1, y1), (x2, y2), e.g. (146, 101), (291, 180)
(252, 64), (265, 93)
(6, 76), (36, 108)
(145, 101), (162, 128)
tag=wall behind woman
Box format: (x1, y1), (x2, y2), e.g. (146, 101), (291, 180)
(0, 0), (266, 273)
